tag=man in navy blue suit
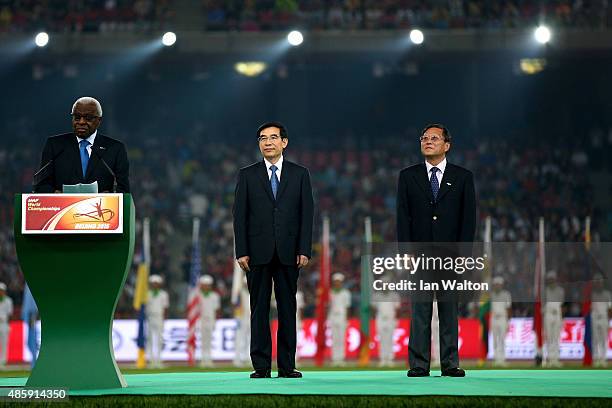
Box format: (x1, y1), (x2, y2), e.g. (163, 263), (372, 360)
(397, 124), (476, 377)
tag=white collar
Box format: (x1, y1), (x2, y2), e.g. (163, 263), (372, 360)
(425, 157), (447, 174)
(264, 155), (284, 172)
(76, 130), (97, 146)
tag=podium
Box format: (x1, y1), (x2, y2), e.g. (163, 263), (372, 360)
(13, 193), (135, 389)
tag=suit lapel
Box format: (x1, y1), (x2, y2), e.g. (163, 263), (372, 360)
(413, 163), (435, 202)
(275, 161), (290, 202)
(436, 163), (457, 203)
(256, 161), (275, 202)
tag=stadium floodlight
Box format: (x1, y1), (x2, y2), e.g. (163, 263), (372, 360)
(162, 32), (177, 47)
(534, 25), (551, 44)
(410, 29), (425, 45)
(287, 30), (304, 47)
(410, 29), (424, 45)
(35, 32), (49, 48)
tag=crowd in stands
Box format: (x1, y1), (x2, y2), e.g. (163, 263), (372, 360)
(0, 1), (609, 33)
(1, 119), (609, 322)
(0, 0), (175, 33)
(201, 0), (612, 31)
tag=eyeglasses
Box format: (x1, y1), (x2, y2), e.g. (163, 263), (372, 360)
(258, 135), (281, 143)
(419, 134), (444, 143)
(71, 113), (100, 122)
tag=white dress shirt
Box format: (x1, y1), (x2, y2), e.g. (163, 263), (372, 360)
(264, 155), (284, 181)
(75, 130), (97, 158)
(425, 157), (447, 186)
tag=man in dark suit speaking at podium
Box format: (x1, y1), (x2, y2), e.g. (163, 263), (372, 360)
(33, 97), (130, 193)
(233, 121), (314, 379)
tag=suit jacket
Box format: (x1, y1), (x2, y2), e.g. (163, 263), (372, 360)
(233, 159), (314, 266)
(34, 132), (130, 193)
(396, 162), (476, 243)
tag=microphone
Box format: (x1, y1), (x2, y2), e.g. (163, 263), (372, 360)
(32, 148), (65, 192)
(92, 145), (118, 193)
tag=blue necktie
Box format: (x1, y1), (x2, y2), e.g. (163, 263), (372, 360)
(270, 165), (279, 198)
(430, 167), (440, 200)
(79, 139), (90, 178)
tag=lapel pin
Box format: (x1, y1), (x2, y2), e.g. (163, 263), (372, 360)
(446, 182), (451, 186)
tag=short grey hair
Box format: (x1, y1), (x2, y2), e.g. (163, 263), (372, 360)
(72, 97), (103, 117)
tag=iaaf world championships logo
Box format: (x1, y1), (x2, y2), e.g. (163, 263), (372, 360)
(73, 199), (115, 223)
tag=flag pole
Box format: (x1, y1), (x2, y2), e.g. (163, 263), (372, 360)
(358, 217), (372, 366)
(478, 216), (492, 366)
(314, 216), (331, 366)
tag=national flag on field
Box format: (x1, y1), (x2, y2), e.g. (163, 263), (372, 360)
(186, 218), (202, 365)
(533, 218), (546, 363)
(478, 300), (491, 362)
(21, 284), (38, 367)
(314, 216), (331, 366)
(582, 216), (593, 367)
(230, 238), (243, 309)
(132, 218), (151, 368)
(358, 217), (372, 366)
(478, 216), (492, 363)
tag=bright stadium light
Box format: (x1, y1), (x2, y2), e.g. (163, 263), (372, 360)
(410, 29), (424, 45)
(534, 25), (551, 44)
(287, 30), (304, 47)
(35, 32), (49, 48)
(162, 32), (177, 47)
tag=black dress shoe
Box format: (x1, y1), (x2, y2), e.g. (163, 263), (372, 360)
(407, 367), (430, 377)
(250, 369), (271, 378)
(441, 367), (466, 377)
(278, 369), (303, 378)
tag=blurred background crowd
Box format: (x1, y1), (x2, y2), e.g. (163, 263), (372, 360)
(0, 122), (608, 320)
(0, 0), (611, 326)
(0, 0), (610, 33)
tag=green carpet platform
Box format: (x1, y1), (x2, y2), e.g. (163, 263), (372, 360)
(1, 370), (611, 398)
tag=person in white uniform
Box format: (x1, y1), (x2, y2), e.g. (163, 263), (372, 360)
(329, 273), (351, 366)
(0, 283), (13, 369)
(234, 276), (251, 367)
(490, 276), (512, 367)
(431, 298), (440, 367)
(372, 291), (400, 367)
(198, 275), (220, 367)
(544, 270), (564, 367)
(591, 274), (612, 368)
(146, 275), (168, 368)
(296, 289), (304, 361)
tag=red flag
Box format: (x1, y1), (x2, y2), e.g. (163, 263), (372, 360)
(186, 219), (202, 365)
(533, 239), (544, 357)
(582, 219), (593, 366)
(582, 281), (593, 366)
(314, 217), (331, 366)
